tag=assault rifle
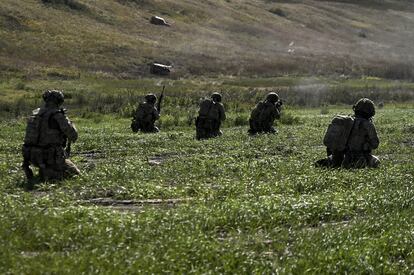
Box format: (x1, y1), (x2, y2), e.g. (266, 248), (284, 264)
(156, 85), (165, 113)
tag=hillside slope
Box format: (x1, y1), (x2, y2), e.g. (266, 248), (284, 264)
(1, 0), (414, 78)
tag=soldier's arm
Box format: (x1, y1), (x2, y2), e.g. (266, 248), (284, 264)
(133, 106), (139, 119)
(273, 105), (281, 120)
(219, 104), (226, 121)
(366, 122), (379, 150)
(134, 105), (145, 120)
(53, 112), (78, 142)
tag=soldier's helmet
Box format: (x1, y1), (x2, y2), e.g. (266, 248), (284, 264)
(42, 90), (64, 105)
(353, 98), (376, 118)
(266, 92), (279, 103)
(145, 93), (157, 104)
(211, 92), (222, 103)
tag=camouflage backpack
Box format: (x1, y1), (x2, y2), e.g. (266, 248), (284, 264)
(135, 103), (155, 122)
(24, 109), (42, 146)
(24, 108), (64, 146)
(323, 115), (355, 152)
(250, 102), (266, 121)
(198, 99), (214, 118)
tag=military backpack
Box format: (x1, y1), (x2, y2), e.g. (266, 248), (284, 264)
(198, 99), (214, 117)
(24, 108), (63, 146)
(134, 103), (155, 123)
(250, 102), (266, 121)
(323, 115), (355, 152)
(24, 109), (43, 146)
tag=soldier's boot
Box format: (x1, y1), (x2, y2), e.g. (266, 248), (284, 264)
(367, 155), (380, 168)
(63, 159), (81, 178)
(40, 167), (63, 181)
(248, 119), (258, 135)
(142, 126), (159, 133)
(263, 126), (277, 134)
(315, 158), (330, 167)
(315, 153), (343, 168)
(196, 127), (207, 140)
(211, 129), (222, 138)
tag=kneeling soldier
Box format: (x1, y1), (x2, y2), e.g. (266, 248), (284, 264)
(131, 93), (160, 133)
(248, 92), (282, 135)
(22, 90), (80, 181)
(195, 93), (226, 140)
(316, 98), (380, 168)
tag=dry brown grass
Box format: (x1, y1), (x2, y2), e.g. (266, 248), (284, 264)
(1, 0), (414, 78)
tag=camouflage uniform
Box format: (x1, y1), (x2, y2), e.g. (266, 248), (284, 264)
(131, 94), (160, 133)
(316, 98), (380, 168)
(248, 92), (282, 135)
(22, 90), (80, 181)
(196, 93), (226, 140)
(342, 117), (380, 168)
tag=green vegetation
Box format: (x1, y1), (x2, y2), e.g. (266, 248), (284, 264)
(2, 74), (414, 119)
(1, 84), (414, 272)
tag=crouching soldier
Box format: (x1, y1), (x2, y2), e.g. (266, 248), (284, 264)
(22, 90), (80, 181)
(316, 98), (380, 168)
(131, 93), (160, 133)
(195, 93), (226, 140)
(248, 92), (282, 135)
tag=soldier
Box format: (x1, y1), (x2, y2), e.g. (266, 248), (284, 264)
(342, 98), (380, 168)
(316, 98), (380, 168)
(195, 93), (226, 140)
(22, 90), (80, 182)
(131, 93), (160, 133)
(248, 92), (282, 135)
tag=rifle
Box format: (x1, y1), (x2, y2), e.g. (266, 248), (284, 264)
(156, 85), (165, 113)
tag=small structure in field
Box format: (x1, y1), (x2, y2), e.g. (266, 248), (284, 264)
(150, 63), (172, 76)
(150, 16), (170, 26)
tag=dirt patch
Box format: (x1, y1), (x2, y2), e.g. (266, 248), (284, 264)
(402, 140), (414, 147)
(76, 150), (106, 171)
(30, 191), (49, 198)
(74, 150), (106, 159)
(86, 197), (192, 205)
(147, 153), (182, 165)
(148, 156), (165, 166)
(20, 251), (41, 258)
(304, 219), (353, 233)
(403, 125), (414, 133)
(83, 197), (193, 212)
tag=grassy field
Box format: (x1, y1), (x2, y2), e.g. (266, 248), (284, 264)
(1, 95), (414, 272)
(2, 0), (414, 272)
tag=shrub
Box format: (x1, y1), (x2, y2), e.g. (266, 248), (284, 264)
(234, 114), (249, 126)
(320, 105), (329, 115)
(158, 114), (176, 129)
(269, 8), (286, 17)
(280, 112), (300, 125)
(358, 30), (367, 38)
(15, 82), (25, 90)
(41, 0), (88, 11)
